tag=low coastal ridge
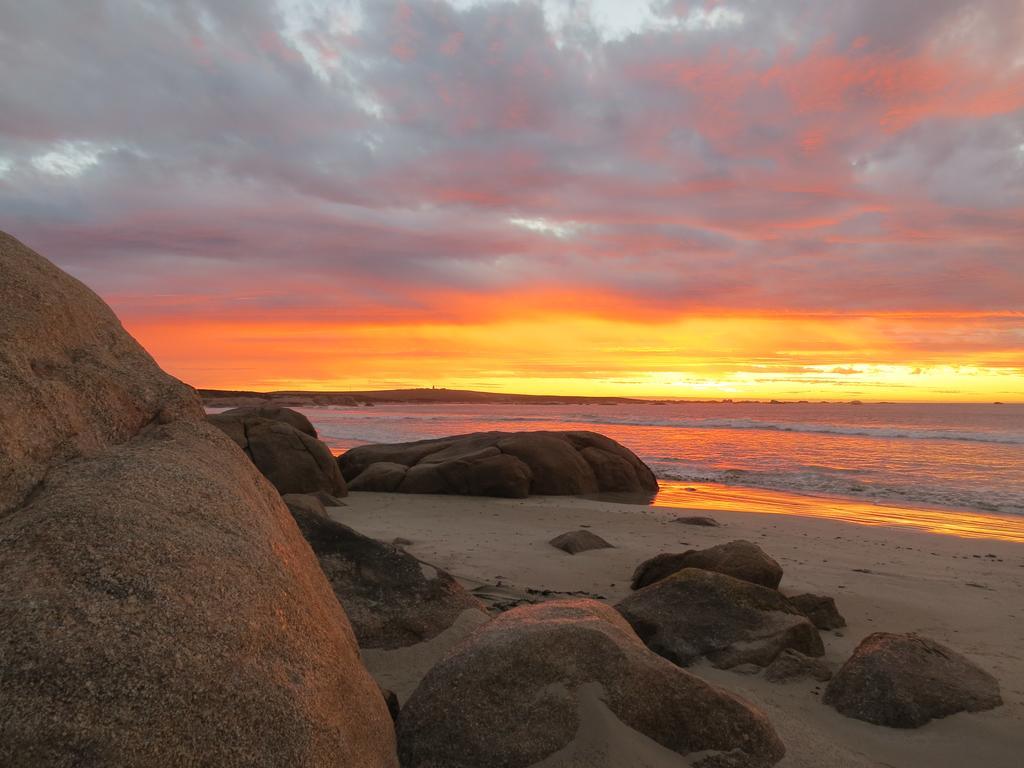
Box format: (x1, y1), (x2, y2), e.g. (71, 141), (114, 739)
(200, 387), (650, 407)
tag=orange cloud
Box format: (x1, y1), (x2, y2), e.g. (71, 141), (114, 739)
(120, 286), (1024, 401)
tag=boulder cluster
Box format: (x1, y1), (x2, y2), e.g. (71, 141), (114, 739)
(609, 535), (1001, 728)
(0, 229), (1006, 764)
(340, 430), (659, 497)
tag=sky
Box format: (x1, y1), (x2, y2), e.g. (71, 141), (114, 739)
(1, 0), (1022, 401)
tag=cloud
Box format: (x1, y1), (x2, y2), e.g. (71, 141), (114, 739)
(0, 0), (1021, 395)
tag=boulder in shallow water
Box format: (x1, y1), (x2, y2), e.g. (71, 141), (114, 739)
(397, 599), (785, 768)
(787, 593), (846, 630)
(549, 530), (615, 555)
(616, 568), (823, 669)
(209, 412), (347, 497)
(340, 430), (657, 497)
(823, 632), (1002, 727)
(631, 540), (783, 590)
(219, 404), (317, 437)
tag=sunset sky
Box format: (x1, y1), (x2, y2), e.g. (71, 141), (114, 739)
(1, 0), (1022, 401)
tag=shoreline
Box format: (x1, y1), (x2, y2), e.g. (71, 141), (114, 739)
(333, 492), (1024, 767)
(206, 403), (1024, 523)
(324, 443), (1024, 536)
(650, 481), (1024, 543)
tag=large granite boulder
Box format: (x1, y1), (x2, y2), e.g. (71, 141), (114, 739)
(340, 430), (658, 497)
(209, 412), (347, 497)
(218, 404), (317, 437)
(397, 600), (785, 768)
(616, 568), (823, 669)
(0, 232), (396, 767)
(283, 496), (487, 651)
(823, 633), (1002, 728)
(631, 540), (783, 590)
(0, 230), (202, 513)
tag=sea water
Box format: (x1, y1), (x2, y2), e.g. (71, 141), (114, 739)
(290, 401), (1024, 519)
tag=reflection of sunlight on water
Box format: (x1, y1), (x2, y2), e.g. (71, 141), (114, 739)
(654, 481), (1024, 543)
(300, 402), (1024, 530)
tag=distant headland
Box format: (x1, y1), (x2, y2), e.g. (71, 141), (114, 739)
(199, 387), (650, 407)
(198, 388), (1012, 408)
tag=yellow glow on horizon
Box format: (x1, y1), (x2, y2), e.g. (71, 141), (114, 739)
(123, 309), (1024, 402)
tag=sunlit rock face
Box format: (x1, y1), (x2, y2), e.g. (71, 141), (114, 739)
(0, 230), (202, 514)
(397, 599), (785, 768)
(0, 231), (398, 768)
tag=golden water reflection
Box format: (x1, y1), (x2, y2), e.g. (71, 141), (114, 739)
(654, 481), (1024, 544)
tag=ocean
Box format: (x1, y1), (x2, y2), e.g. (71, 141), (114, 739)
(285, 401), (1024, 519)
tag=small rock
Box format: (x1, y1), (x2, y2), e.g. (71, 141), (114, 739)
(787, 593), (847, 630)
(674, 515), (721, 527)
(549, 530), (614, 555)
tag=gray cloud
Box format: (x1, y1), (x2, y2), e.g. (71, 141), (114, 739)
(0, 0), (1021, 320)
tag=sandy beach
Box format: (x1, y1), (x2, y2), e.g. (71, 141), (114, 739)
(335, 490), (1024, 768)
